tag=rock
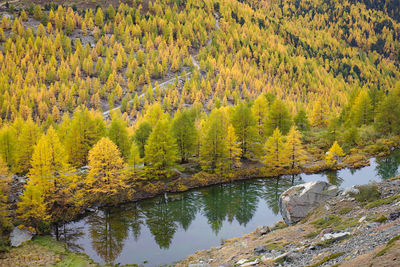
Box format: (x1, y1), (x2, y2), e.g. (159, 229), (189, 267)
(320, 232), (350, 242)
(189, 264), (210, 267)
(13, 175), (26, 184)
(341, 186), (360, 196)
(279, 181), (339, 225)
(358, 216), (367, 223)
(240, 259), (259, 266)
(255, 225), (270, 236)
(254, 245), (267, 255)
(261, 255), (274, 264)
(10, 227), (35, 247)
(236, 259), (248, 265)
(388, 211), (400, 221)
(366, 222), (379, 228)
(274, 252), (290, 262)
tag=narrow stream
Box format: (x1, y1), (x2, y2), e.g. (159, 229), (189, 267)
(59, 151), (400, 266)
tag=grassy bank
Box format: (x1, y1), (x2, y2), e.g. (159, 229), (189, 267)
(0, 235), (98, 267)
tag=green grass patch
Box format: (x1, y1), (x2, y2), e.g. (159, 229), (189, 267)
(32, 235), (65, 254)
(373, 215), (388, 223)
(304, 231), (319, 239)
(53, 253), (97, 267)
(272, 221), (287, 230)
(365, 195), (400, 209)
(31, 235), (98, 267)
(374, 235), (400, 258)
(351, 185), (380, 203)
(264, 241), (283, 251)
(311, 215), (340, 228)
(338, 206), (353, 215)
(306, 252), (345, 267)
(333, 217), (360, 231)
(311, 214), (360, 231)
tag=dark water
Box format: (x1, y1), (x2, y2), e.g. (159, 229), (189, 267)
(60, 151), (400, 266)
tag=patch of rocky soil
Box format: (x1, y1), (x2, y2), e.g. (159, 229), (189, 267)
(179, 178), (400, 267)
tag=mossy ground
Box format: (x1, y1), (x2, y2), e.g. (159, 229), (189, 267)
(0, 235), (97, 267)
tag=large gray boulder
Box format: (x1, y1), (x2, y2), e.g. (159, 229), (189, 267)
(10, 227), (35, 247)
(279, 181), (339, 225)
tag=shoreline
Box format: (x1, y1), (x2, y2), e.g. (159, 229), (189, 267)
(63, 152), (374, 225)
(178, 177), (400, 266)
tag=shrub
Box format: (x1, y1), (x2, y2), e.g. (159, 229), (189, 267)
(351, 185), (380, 203)
(338, 206), (353, 215)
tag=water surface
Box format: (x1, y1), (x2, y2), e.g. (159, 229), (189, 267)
(60, 151), (400, 266)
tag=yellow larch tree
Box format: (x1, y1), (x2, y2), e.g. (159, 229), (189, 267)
(225, 124), (242, 171)
(85, 137), (127, 205)
(310, 97), (329, 128)
(286, 126), (307, 170)
(325, 141), (345, 166)
(263, 128), (289, 171)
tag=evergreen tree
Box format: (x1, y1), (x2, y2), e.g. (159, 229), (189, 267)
(129, 142), (143, 174)
(65, 108), (106, 167)
(144, 120), (178, 178)
(375, 94), (400, 134)
(351, 90), (373, 126)
(265, 99), (292, 136)
(14, 119), (41, 174)
(171, 110), (197, 163)
(294, 108), (310, 132)
(231, 102), (259, 158)
(134, 121), (152, 158)
(108, 114), (130, 159)
(200, 108), (229, 173)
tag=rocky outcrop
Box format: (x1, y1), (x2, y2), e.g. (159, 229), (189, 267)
(279, 181), (339, 225)
(10, 227), (35, 247)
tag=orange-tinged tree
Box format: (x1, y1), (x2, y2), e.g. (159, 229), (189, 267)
(86, 137), (127, 205)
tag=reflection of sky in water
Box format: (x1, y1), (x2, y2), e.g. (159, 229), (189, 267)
(61, 151), (400, 266)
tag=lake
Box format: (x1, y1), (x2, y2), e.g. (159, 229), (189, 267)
(59, 151), (400, 266)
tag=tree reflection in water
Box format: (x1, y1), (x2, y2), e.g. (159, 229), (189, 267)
(261, 176), (302, 215)
(75, 177), (301, 262)
(59, 151), (400, 265)
(375, 151), (400, 180)
(87, 208), (129, 263)
(325, 170), (344, 186)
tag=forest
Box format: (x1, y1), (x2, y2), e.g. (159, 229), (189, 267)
(1, 0), (400, 248)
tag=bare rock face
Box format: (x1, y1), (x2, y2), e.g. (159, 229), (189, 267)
(279, 181), (339, 225)
(10, 227), (35, 247)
